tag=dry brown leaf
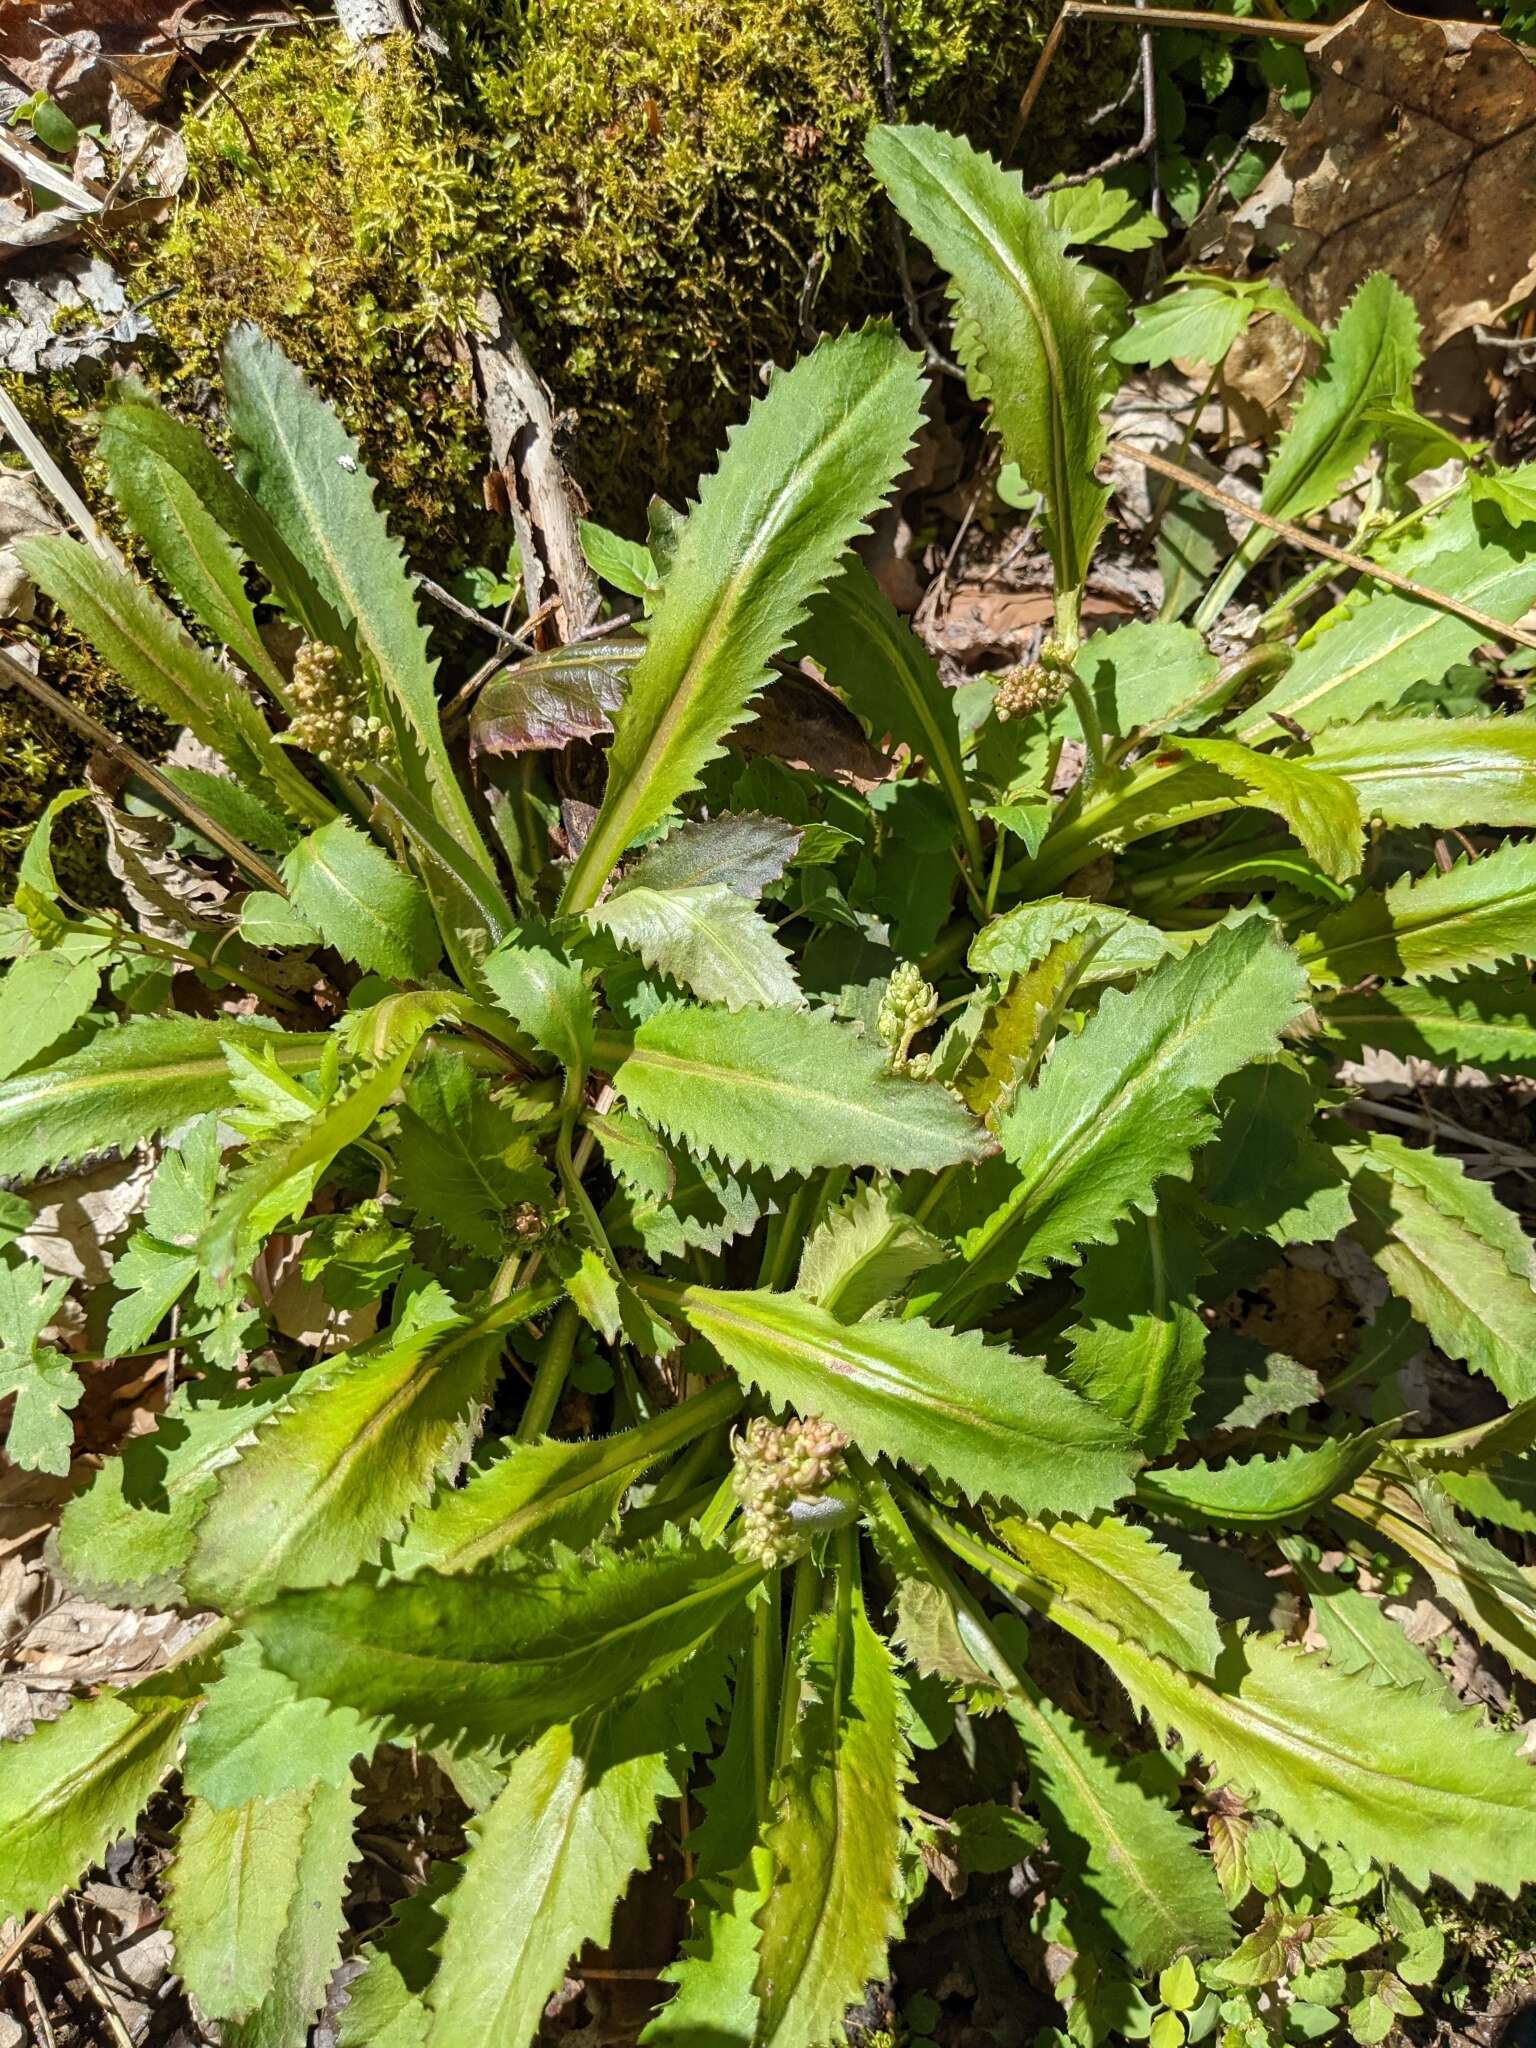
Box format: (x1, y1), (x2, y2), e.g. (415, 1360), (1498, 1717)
(1200, 0), (1536, 351)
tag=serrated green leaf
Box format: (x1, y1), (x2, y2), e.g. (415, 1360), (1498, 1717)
(98, 414), (289, 701)
(1110, 282), (1251, 368)
(590, 883), (801, 1010)
(1074, 619), (1221, 739)
(754, 1544), (907, 2047)
(247, 1537), (759, 1753)
(1235, 495), (1536, 743)
(867, 123), (1109, 601)
(1306, 712), (1536, 828)
(663, 1282), (1136, 1514)
(1007, 1685), (1230, 1970)
(1172, 739), (1362, 881)
(606, 1002), (989, 1176)
(222, 326), (493, 867)
(17, 533), (332, 828)
(1442, 1462), (1536, 1535)
(644, 1614), (776, 2046)
(1102, 1625), (1536, 1897)
(219, 1775), (356, 2048)
(796, 553), (980, 868)
(969, 896), (1177, 982)
(1355, 1132), (1534, 1280)
(103, 1235), (198, 1357)
(795, 1181), (944, 1321)
(56, 1377), (300, 1605)
(426, 1648), (728, 2045)
(395, 1381), (740, 1573)
(181, 1637), (374, 1807)
(617, 813), (801, 898)
(392, 1050), (551, 1257)
(240, 890), (319, 950)
(1044, 177), (1164, 252)
(1261, 276), (1420, 525)
(482, 925), (594, 1072)
(949, 922), (1304, 1305)
(282, 819), (439, 982)
(1298, 839), (1536, 989)
(1320, 973), (1536, 1075)
(0, 946), (102, 1082)
(167, 1789), (317, 2022)
(0, 1685), (195, 1917)
(1202, 275), (1418, 620)
(561, 325), (922, 910)
(201, 1041), (415, 1283)
(1136, 1424), (1397, 1526)
(1290, 1556), (1440, 1692)
(1340, 1473), (1536, 1684)
(0, 1255), (76, 1474)
(1066, 1200), (1208, 1457)
(1345, 1149), (1536, 1403)
(184, 1299), (539, 1611)
(995, 1513), (1221, 1674)
(92, 387), (345, 647)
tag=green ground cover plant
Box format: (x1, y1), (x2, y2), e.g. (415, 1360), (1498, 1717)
(2, 119), (1536, 2048)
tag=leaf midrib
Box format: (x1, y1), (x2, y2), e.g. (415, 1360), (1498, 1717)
(572, 364), (902, 904)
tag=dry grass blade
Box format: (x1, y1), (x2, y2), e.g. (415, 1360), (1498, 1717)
(1110, 440), (1536, 655)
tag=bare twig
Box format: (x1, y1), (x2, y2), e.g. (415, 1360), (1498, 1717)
(1342, 1096), (1536, 1175)
(469, 289), (598, 646)
(1009, 1), (1320, 159)
(417, 574), (524, 651)
(0, 1907), (53, 1979)
(0, 645), (288, 893)
(45, 1911), (135, 2048)
(0, 385), (117, 563)
(20, 1969), (57, 2048)
(1109, 441), (1536, 654)
(1026, 0), (1158, 198)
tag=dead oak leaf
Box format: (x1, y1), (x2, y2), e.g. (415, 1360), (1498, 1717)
(1201, 0), (1536, 353)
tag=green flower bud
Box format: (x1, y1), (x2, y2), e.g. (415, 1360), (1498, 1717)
(992, 663), (1067, 723)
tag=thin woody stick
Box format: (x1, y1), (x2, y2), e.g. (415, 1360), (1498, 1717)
(1109, 440), (1536, 655)
(1009, 2), (1322, 157)
(0, 643), (289, 893)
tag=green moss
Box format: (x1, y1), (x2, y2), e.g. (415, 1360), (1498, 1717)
(443, 0), (1105, 512)
(134, 1), (1111, 531)
(138, 33), (495, 569)
(2, 0), (1117, 876)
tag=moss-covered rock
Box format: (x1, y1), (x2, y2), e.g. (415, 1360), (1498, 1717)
(3, 0), (1117, 879)
(132, 0), (1113, 529)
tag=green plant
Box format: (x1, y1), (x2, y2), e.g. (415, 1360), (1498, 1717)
(3, 120), (1536, 2048)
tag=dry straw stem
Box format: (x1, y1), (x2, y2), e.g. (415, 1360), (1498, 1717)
(0, 643), (287, 895)
(1111, 440), (1536, 656)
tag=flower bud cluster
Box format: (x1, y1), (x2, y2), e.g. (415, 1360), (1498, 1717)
(732, 1413), (849, 1567)
(286, 641), (396, 779)
(878, 960), (938, 1046)
(992, 662), (1068, 723)
(878, 959), (939, 1069)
